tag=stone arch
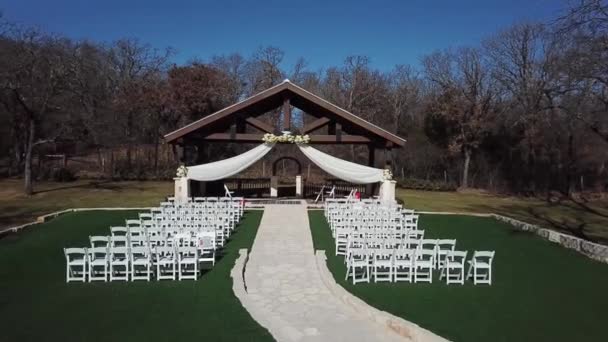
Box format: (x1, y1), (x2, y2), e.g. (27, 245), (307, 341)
(272, 156), (302, 176)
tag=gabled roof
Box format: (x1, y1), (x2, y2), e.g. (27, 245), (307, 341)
(164, 79), (406, 146)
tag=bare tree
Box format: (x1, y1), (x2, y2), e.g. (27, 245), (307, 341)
(0, 26), (75, 194)
(423, 47), (496, 188)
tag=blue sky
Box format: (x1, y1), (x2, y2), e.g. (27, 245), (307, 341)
(1, 0), (565, 71)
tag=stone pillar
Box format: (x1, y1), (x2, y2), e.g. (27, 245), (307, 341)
(174, 177), (191, 204)
(270, 176), (279, 198)
(295, 175), (302, 197)
(378, 180), (396, 204)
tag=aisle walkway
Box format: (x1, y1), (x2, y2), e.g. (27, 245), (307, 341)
(243, 203), (406, 342)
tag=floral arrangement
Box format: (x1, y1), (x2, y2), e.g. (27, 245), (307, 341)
(382, 168), (393, 181)
(176, 165), (188, 178)
(262, 132), (310, 144)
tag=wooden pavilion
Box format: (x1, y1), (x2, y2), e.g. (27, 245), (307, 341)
(164, 79), (406, 197)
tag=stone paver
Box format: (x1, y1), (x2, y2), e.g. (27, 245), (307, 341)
(243, 203), (407, 342)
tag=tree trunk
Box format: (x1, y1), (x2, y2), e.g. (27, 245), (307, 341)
(24, 119), (35, 196)
(462, 147), (472, 189)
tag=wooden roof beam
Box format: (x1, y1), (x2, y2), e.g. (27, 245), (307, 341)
(245, 117), (274, 133)
(302, 117), (331, 134)
(308, 134), (370, 144)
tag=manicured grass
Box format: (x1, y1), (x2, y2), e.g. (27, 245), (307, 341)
(399, 189), (608, 243)
(309, 210), (608, 342)
(0, 179), (172, 229)
(0, 210), (272, 342)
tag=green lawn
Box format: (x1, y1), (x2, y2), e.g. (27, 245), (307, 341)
(0, 210), (272, 342)
(399, 189), (608, 244)
(309, 210), (608, 342)
(0, 179), (172, 229)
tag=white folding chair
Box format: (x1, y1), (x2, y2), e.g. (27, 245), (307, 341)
(130, 246), (152, 281)
(139, 213), (153, 221)
(414, 249), (435, 283)
(87, 246), (109, 282)
(126, 219), (141, 229)
(155, 246), (177, 281)
(440, 250), (468, 285)
(110, 235), (128, 248)
(223, 184), (234, 198)
(110, 226), (128, 237)
(393, 249), (416, 282)
(372, 248), (394, 282)
(334, 224), (349, 257)
(177, 246), (199, 280)
(345, 247), (370, 284)
(129, 235), (148, 248)
(436, 239), (456, 270)
(64, 248), (87, 283)
(196, 231), (216, 267)
(109, 246), (129, 281)
(466, 251), (495, 285)
(89, 235), (110, 248)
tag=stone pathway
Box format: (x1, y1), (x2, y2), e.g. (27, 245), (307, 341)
(242, 202), (407, 342)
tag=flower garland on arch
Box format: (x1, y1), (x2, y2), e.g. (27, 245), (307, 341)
(176, 165), (188, 178)
(262, 132), (311, 144)
(382, 169), (393, 181)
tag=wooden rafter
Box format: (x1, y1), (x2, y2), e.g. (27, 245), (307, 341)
(302, 117), (331, 134)
(245, 117), (274, 133)
(164, 80), (406, 147)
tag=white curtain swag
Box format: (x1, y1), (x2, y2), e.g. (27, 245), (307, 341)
(177, 137), (390, 184)
(297, 145), (388, 184)
(185, 143), (274, 181)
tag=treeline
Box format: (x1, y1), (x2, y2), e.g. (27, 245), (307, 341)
(1, 1), (608, 195)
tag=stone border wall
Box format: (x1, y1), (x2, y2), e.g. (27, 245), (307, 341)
(315, 250), (449, 342)
(491, 214), (608, 264)
(418, 211), (608, 265)
(0, 207), (152, 236)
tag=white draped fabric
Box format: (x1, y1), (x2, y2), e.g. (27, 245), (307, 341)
(298, 145), (385, 184)
(186, 143), (274, 181)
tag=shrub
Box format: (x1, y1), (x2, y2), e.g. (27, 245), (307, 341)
(396, 177), (457, 191)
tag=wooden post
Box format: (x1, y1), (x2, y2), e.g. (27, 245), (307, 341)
(368, 145), (376, 167)
(282, 96), (291, 131)
(384, 143), (393, 170)
(366, 144), (376, 196)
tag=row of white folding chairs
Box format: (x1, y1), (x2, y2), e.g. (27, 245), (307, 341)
(155, 207), (241, 225)
(136, 217), (233, 233)
(162, 197), (244, 213)
(327, 211), (418, 230)
(150, 209), (239, 226)
(138, 223), (231, 242)
(330, 221), (417, 237)
(345, 248), (495, 285)
(114, 218), (231, 243)
(326, 202), (403, 212)
(154, 204), (239, 212)
(149, 214), (236, 231)
(326, 207), (405, 222)
(64, 244), (214, 282)
(329, 218), (418, 235)
(105, 227), (224, 248)
(337, 228), (426, 254)
(343, 236), (462, 272)
(335, 228), (423, 252)
(149, 211), (237, 228)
